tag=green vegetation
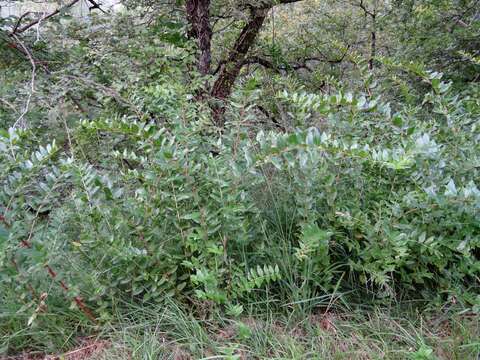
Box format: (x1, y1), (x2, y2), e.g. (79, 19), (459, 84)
(0, 0), (479, 358)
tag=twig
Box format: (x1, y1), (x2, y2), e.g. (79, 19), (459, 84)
(60, 341), (109, 357)
(9, 0), (108, 37)
(7, 34), (89, 115)
(11, 11), (31, 34)
(86, 0), (108, 14)
(35, 10), (47, 44)
(0, 98), (17, 113)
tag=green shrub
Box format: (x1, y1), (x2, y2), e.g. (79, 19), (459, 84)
(0, 69), (478, 327)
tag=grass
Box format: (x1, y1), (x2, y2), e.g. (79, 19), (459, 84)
(3, 297), (478, 360)
(96, 303), (480, 360)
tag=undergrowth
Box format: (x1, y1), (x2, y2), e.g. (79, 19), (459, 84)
(0, 7), (479, 358)
(1, 69), (479, 357)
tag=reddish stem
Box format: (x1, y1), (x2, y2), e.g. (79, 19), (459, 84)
(1, 212), (97, 323)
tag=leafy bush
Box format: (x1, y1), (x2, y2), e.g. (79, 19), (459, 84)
(1, 69), (479, 329)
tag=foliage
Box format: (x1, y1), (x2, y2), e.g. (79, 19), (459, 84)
(0, 0), (479, 357)
(1, 73), (479, 324)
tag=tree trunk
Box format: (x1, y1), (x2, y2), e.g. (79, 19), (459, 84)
(185, 1), (306, 126)
(186, 0), (212, 75)
(210, 8), (269, 124)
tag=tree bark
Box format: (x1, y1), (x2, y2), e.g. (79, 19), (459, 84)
(185, 0), (305, 125)
(210, 7), (269, 124)
(186, 0), (212, 75)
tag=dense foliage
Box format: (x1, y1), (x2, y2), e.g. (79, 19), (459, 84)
(0, 0), (479, 357)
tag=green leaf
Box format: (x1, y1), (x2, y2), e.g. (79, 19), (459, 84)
(392, 114), (403, 127)
(0, 225), (8, 243)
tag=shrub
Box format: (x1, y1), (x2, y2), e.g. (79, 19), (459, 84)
(0, 70), (478, 326)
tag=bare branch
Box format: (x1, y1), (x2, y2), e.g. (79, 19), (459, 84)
(9, 0), (82, 36)
(0, 98), (17, 113)
(11, 34), (36, 129)
(12, 11), (32, 34)
(352, 0), (375, 18)
(86, 0), (108, 14)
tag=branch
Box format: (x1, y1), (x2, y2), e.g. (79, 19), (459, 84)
(0, 98), (17, 113)
(86, 0), (108, 14)
(277, 0), (306, 4)
(11, 11), (32, 34)
(244, 47), (351, 72)
(256, 104), (286, 131)
(10, 0), (81, 36)
(64, 75), (144, 118)
(11, 34), (36, 129)
(10, 0), (109, 36)
(352, 0), (375, 18)
(245, 55), (278, 69)
(6, 35), (90, 115)
(0, 212), (97, 323)
(211, 7), (269, 99)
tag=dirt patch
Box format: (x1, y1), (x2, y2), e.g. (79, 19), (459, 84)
(2, 339), (110, 360)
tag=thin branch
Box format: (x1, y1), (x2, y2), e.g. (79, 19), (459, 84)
(9, 0), (82, 36)
(11, 34), (36, 129)
(6, 34), (90, 115)
(256, 104), (286, 131)
(244, 46), (351, 72)
(0, 98), (17, 113)
(86, 0), (108, 14)
(353, 0), (375, 18)
(12, 11), (31, 34)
